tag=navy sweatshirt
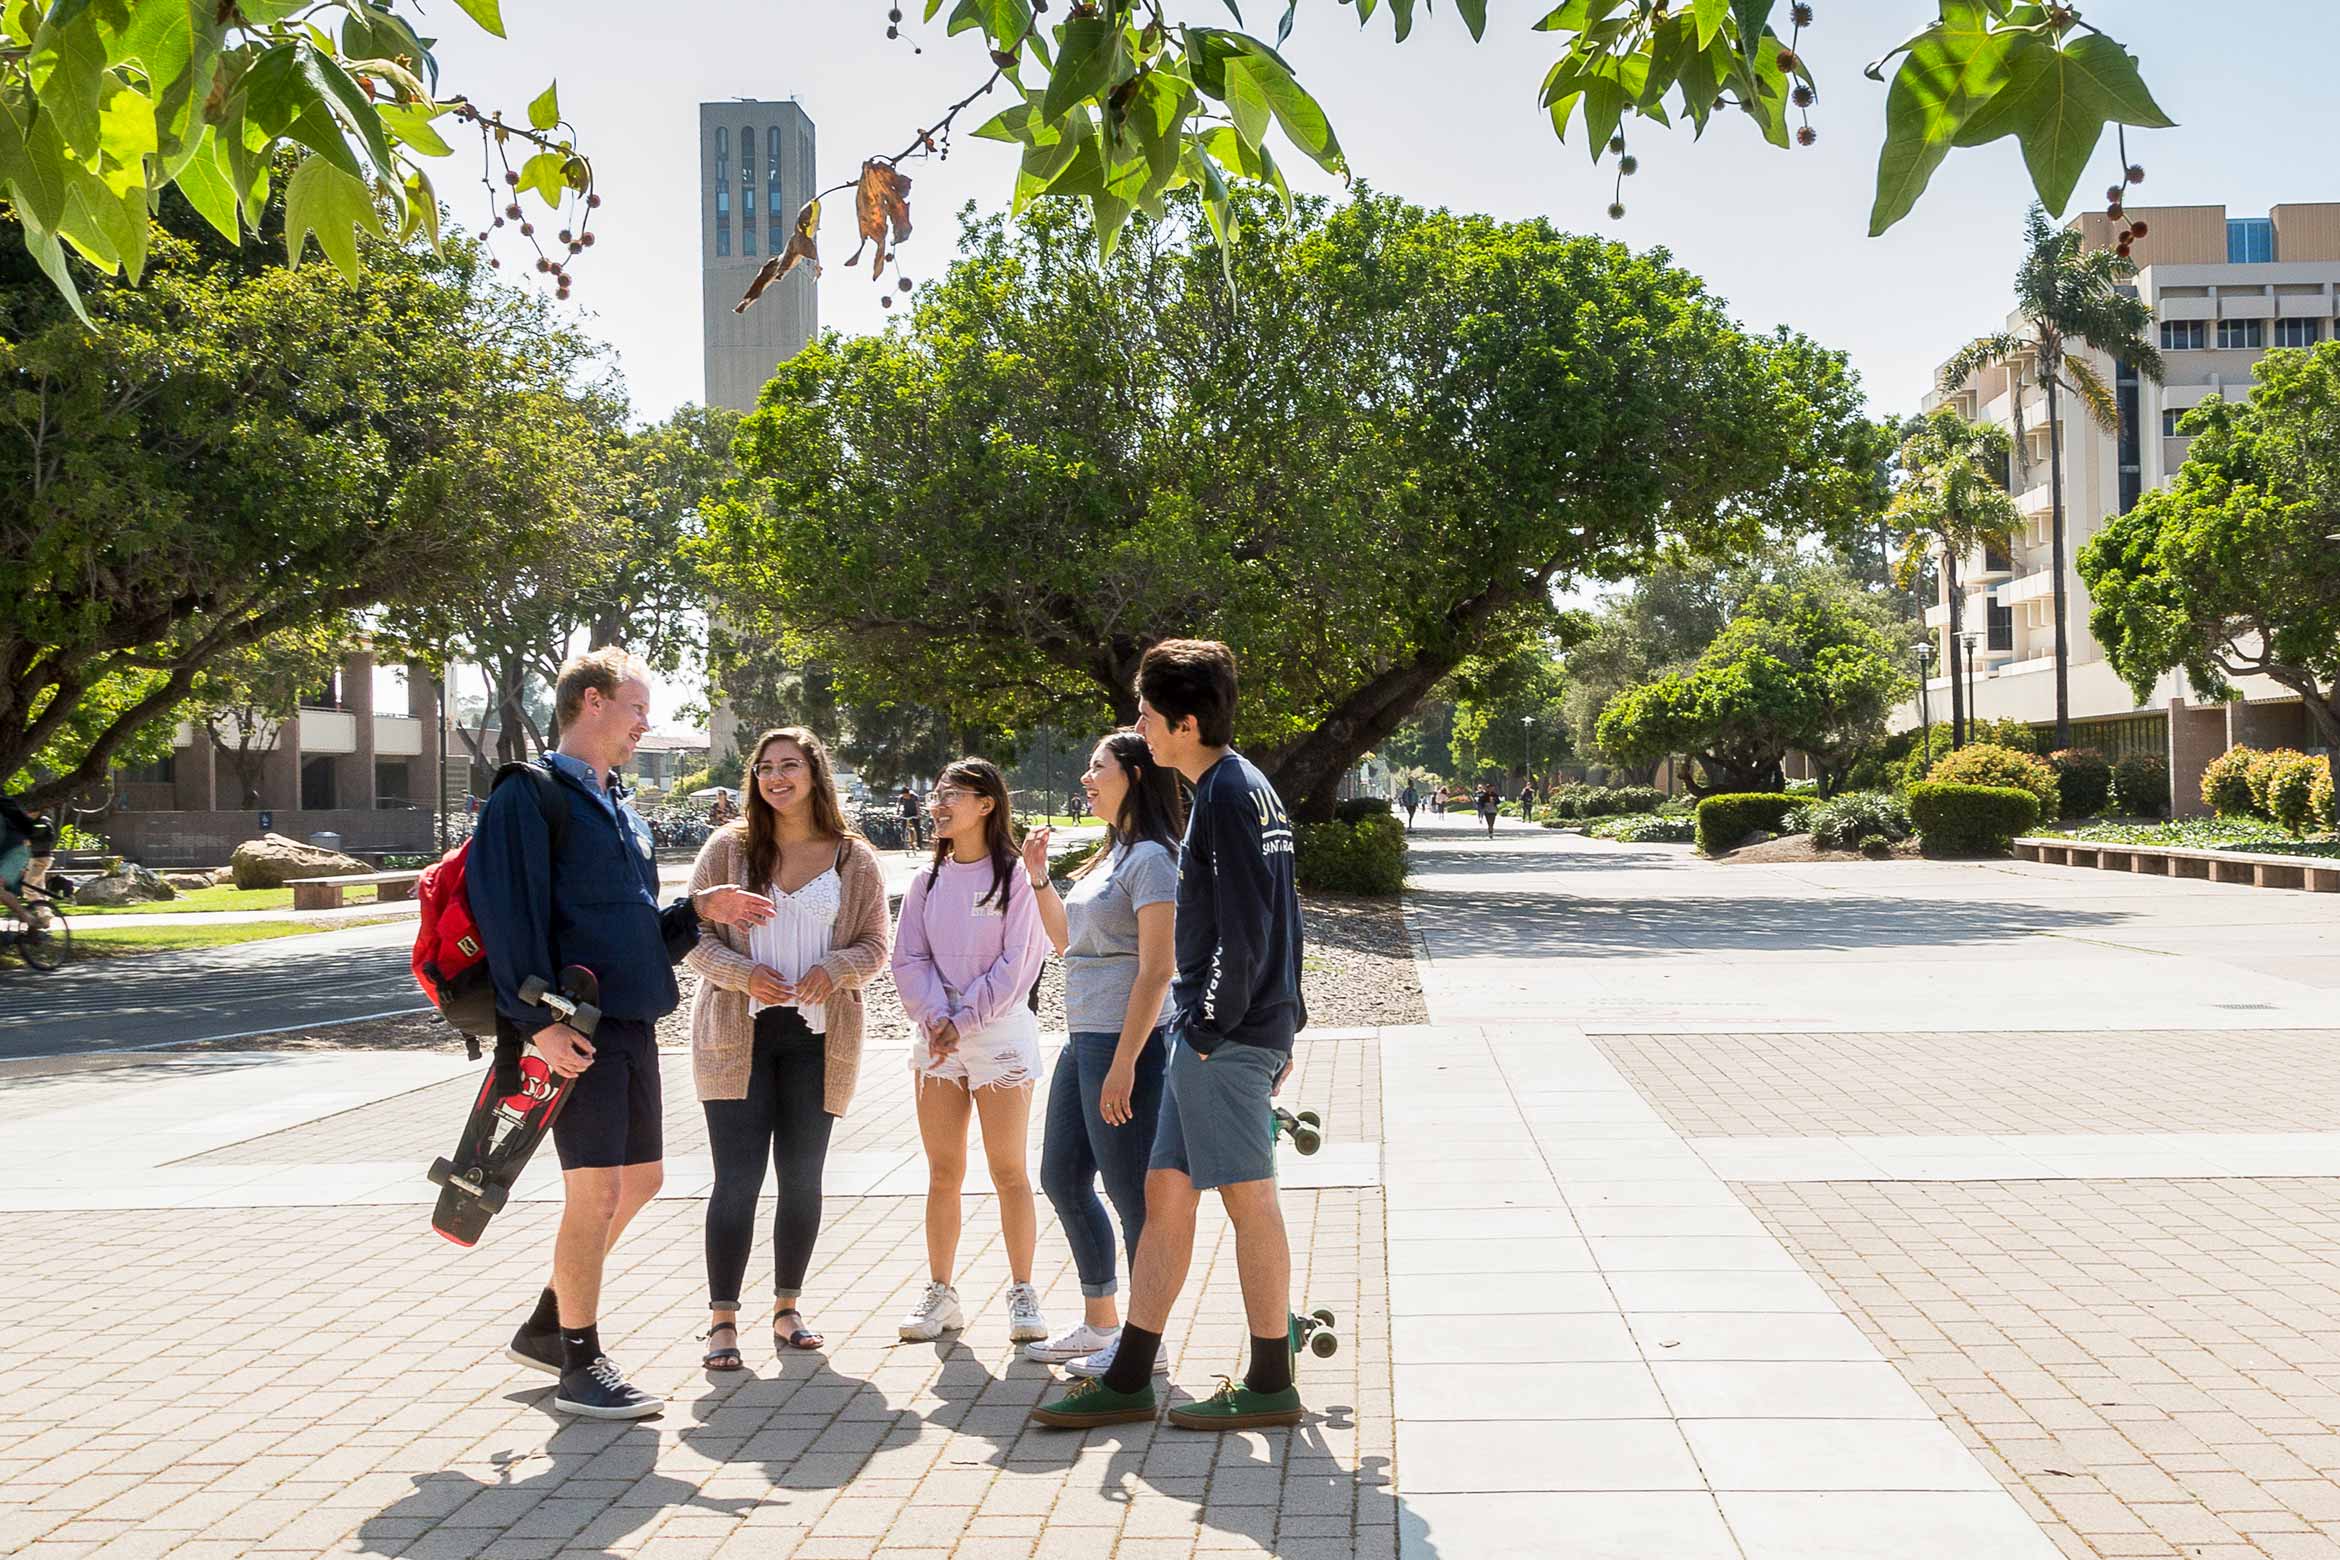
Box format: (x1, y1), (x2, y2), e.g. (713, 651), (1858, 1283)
(469, 760), (699, 1032)
(1170, 751), (1308, 1055)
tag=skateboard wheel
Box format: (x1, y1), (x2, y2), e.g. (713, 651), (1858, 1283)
(1312, 1307), (1337, 1328)
(427, 1158), (453, 1188)
(478, 1184), (508, 1215)
(1293, 1128), (1321, 1155)
(1297, 1110), (1322, 1129)
(1311, 1329), (1340, 1358)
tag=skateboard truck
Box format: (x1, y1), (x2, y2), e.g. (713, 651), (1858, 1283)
(426, 967), (600, 1237)
(1271, 1106), (1323, 1156)
(1290, 1308), (1339, 1360)
(516, 971), (601, 1035)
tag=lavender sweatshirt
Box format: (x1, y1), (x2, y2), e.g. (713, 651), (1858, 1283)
(891, 855), (1048, 1036)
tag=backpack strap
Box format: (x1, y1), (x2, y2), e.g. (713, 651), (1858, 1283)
(491, 761), (569, 862)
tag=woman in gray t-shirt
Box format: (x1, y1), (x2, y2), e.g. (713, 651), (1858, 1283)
(1017, 729), (1188, 1377)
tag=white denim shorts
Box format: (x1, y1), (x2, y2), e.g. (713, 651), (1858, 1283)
(911, 1004), (1041, 1092)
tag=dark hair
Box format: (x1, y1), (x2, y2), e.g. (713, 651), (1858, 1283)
(1073, 729), (1188, 881)
(928, 756), (1020, 911)
(742, 728), (855, 893)
(1136, 638), (1237, 748)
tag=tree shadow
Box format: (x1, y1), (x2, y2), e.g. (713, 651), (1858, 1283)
(1406, 890), (2133, 958)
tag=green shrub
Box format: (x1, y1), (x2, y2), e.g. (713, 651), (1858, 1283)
(1858, 833), (1895, 857)
(2266, 752), (2327, 837)
(1893, 718), (2041, 789)
(2315, 762), (2336, 833)
(1607, 785), (1666, 815)
(1694, 792), (1799, 854)
(2048, 748), (2112, 818)
(2112, 752), (2170, 818)
(1926, 743), (2060, 817)
(1908, 781), (2041, 855)
(2246, 748), (2309, 816)
(1295, 812), (1408, 895)
(1586, 812), (1696, 843)
(2201, 746), (2263, 818)
(1791, 790), (1913, 850)
(1578, 787), (1623, 818)
(1334, 796), (1394, 823)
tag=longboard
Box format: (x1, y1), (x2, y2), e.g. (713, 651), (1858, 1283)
(427, 967), (600, 1248)
(1270, 1104), (1339, 1362)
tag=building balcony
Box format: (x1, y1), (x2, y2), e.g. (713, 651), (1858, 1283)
(298, 708), (359, 755)
(2017, 478), (2055, 515)
(1924, 602), (1951, 629)
(1999, 568), (2059, 607)
(375, 715), (424, 758)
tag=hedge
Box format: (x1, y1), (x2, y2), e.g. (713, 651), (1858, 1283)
(1296, 812), (1408, 895)
(2048, 747), (2112, 818)
(1926, 742), (2060, 817)
(2113, 752), (2170, 818)
(1334, 796), (1394, 823)
(2201, 747), (2260, 818)
(2266, 751), (2328, 836)
(1908, 781), (2039, 855)
(1694, 792), (1799, 855)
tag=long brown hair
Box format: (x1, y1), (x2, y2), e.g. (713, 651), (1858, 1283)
(927, 756), (1019, 911)
(1073, 729), (1188, 881)
(743, 728), (855, 892)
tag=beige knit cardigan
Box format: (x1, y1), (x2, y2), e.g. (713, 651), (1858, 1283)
(683, 824), (891, 1114)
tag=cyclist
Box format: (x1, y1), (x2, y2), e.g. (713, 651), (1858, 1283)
(896, 784), (923, 852)
(0, 793), (45, 922)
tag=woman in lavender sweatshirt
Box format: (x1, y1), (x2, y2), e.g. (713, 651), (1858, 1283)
(891, 757), (1052, 1345)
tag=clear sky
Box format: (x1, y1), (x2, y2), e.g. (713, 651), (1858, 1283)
(423, 1), (2338, 735)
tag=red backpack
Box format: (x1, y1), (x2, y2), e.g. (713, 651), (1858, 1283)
(412, 763), (567, 1052)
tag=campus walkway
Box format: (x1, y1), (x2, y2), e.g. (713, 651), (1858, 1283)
(5, 817), (2340, 1557)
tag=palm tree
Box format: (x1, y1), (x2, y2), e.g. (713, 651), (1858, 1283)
(1941, 205), (2165, 749)
(1887, 409), (2020, 749)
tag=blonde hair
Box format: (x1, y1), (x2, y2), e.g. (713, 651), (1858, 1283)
(553, 646), (652, 728)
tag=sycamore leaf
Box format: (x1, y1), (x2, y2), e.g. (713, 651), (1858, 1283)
(1953, 32), (2169, 216)
(528, 80), (559, 131)
(737, 196), (822, 313)
(24, 225), (89, 326)
(1867, 0), (2012, 235)
(0, 82), (71, 232)
(377, 102), (455, 158)
(847, 159), (911, 278)
(450, 0), (504, 38)
(514, 150), (563, 204)
(283, 152), (385, 274)
(26, 6), (107, 163)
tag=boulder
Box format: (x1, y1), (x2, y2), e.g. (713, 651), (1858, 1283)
(231, 833), (371, 890)
(72, 863), (179, 906)
(162, 871), (220, 892)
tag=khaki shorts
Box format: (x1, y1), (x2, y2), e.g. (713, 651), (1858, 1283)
(912, 1004), (1041, 1092)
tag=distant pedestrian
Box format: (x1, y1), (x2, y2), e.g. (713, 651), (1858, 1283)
(1400, 782), (1421, 832)
(1477, 784), (1499, 838)
(1518, 781), (1539, 820)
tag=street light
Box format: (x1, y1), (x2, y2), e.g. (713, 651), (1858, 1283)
(1962, 628), (1984, 744)
(1914, 640), (1935, 772)
(1521, 714), (1534, 793)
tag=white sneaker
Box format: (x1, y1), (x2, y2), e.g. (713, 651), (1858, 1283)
(898, 1281), (964, 1342)
(1005, 1282), (1050, 1344)
(1024, 1321), (1117, 1365)
(1066, 1332), (1171, 1378)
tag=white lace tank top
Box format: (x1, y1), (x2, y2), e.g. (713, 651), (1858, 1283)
(745, 864), (841, 1033)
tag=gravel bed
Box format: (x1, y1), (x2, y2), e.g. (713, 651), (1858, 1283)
(163, 890), (1425, 1054)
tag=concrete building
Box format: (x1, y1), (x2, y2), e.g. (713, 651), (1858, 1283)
(1911, 202), (2340, 813)
(108, 649), (459, 865)
(698, 99), (817, 762)
(699, 100), (818, 417)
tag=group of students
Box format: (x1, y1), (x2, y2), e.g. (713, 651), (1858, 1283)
(1398, 779), (1538, 837)
(471, 636), (1310, 1433)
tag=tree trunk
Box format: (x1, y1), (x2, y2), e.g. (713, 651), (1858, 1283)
(1267, 650), (1469, 823)
(1945, 550), (1967, 747)
(2044, 365), (2073, 750)
(495, 650), (530, 766)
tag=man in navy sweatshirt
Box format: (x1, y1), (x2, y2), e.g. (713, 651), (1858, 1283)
(1033, 638), (1310, 1431)
(471, 646), (772, 1419)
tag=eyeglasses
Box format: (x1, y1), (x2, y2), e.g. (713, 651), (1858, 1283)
(928, 787), (973, 807)
(752, 760), (808, 779)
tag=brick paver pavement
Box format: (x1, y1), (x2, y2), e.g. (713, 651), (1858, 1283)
(0, 1035), (1391, 1560)
(1739, 1178), (2340, 1560)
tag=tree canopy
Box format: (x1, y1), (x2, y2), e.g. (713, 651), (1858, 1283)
(2080, 342), (2340, 755)
(1594, 562), (1912, 795)
(0, 195), (607, 809)
(699, 190), (1873, 820)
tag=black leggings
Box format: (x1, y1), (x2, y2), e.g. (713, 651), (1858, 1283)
(703, 1008), (835, 1308)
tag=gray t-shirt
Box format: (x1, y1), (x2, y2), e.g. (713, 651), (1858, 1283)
(1062, 839), (1180, 1036)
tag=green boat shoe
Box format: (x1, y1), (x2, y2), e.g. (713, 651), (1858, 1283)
(1167, 1375), (1303, 1430)
(1029, 1373), (1158, 1428)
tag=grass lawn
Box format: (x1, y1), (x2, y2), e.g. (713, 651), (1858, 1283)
(69, 917), (406, 960)
(67, 883), (296, 916)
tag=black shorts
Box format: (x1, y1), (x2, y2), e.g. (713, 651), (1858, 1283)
(551, 1018), (663, 1171)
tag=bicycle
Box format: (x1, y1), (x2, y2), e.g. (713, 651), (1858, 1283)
(1, 877), (74, 972)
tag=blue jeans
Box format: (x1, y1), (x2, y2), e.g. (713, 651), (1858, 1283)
(1040, 1029), (1167, 1298)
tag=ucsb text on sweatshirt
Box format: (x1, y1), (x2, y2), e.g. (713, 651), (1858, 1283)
(1170, 751), (1307, 1055)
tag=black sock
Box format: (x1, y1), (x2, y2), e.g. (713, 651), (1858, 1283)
(1247, 1332), (1293, 1396)
(1103, 1324), (1162, 1394)
(560, 1324), (601, 1374)
(526, 1287), (559, 1333)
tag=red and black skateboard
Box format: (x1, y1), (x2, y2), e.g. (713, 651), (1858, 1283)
(428, 967), (600, 1248)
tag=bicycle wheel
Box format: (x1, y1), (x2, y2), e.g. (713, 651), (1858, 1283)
(19, 903), (69, 971)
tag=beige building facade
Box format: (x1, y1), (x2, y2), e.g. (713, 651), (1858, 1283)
(1910, 202), (2340, 812)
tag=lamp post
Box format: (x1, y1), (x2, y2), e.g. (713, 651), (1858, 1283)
(1914, 640), (1935, 772)
(1521, 714), (1534, 793)
(1962, 629), (1984, 744)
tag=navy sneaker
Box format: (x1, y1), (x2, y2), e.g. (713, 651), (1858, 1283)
(506, 1320), (561, 1376)
(554, 1356), (663, 1420)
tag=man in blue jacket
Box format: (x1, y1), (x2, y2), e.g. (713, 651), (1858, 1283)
(1033, 638), (1310, 1431)
(471, 646), (771, 1420)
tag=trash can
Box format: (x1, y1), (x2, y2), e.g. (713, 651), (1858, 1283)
(306, 831), (344, 852)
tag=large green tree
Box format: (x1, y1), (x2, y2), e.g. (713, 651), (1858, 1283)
(2080, 343), (2340, 756)
(701, 192), (1871, 820)
(1595, 563), (1912, 795)
(0, 197), (605, 810)
(1941, 202), (2162, 748)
